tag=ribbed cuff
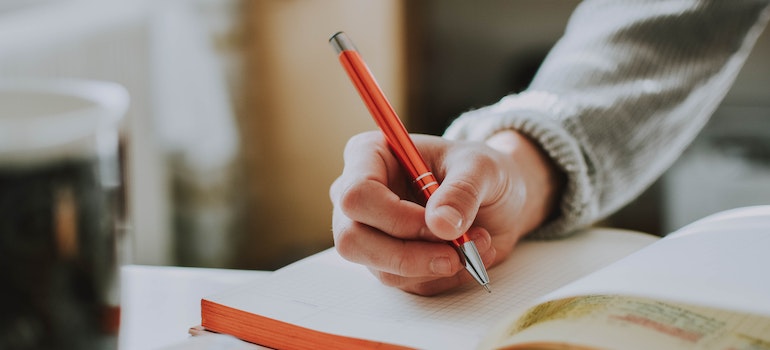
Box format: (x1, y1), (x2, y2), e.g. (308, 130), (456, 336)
(443, 91), (597, 239)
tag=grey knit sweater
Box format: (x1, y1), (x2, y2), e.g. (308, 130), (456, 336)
(443, 0), (770, 239)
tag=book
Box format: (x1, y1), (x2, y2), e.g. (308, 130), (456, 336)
(200, 206), (770, 350)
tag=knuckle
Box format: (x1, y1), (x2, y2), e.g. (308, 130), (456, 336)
(329, 177), (342, 202)
(384, 213), (416, 239)
(390, 246), (414, 277)
(375, 270), (402, 288)
(338, 182), (368, 217)
(333, 223), (360, 260)
(443, 178), (480, 205)
(345, 131), (381, 153)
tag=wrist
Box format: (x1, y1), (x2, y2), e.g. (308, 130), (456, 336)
(486, 129), (565, 235)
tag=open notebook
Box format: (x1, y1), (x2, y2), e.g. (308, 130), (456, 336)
(200, 228), (655, 348)
(200, 206), (770, 350)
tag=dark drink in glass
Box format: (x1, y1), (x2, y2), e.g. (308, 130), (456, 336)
(0, 80), (128, 350)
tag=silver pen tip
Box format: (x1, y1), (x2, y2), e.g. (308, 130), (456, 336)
(457, 241), (490, 287)
(483, 284), (491, 293)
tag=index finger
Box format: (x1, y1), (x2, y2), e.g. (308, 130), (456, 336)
(332, 132), (436, 241)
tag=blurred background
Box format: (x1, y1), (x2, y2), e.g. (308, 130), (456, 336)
(2, 0), (767, 271)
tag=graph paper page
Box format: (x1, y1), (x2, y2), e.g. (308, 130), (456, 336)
(204, 228), (656, 349)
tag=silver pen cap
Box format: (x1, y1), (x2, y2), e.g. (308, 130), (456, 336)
(329, 31), (356, 54)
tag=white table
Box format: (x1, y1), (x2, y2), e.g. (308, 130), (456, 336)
(118, 265), (269, 350)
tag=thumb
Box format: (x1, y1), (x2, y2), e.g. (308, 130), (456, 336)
(424, 165), (488, 241)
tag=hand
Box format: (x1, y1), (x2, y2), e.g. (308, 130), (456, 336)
(330, 129), (563, 295)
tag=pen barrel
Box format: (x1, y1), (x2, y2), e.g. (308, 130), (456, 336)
(336, 50), (438, 195)
(332, 32), (471, 249)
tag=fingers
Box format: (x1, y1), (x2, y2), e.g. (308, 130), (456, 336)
(331, 132), (437, 241)
(332, 204), (462, 277)
(333, 177), (436, 241)
(330, 132), (508, 296)
(425, 148), (501, 241)
(334, 207), (497, 295)
(369, 228), (497, 296)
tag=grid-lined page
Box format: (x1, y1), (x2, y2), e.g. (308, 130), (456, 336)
(205, 228), (657, 349)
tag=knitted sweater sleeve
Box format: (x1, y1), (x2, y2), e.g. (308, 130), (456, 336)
(443, 0), (770, 239)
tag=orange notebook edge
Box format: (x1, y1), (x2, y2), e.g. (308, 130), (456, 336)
(200, 298), (414, 350)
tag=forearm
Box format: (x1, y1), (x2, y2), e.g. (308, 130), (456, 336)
(445, 0), (770, 238)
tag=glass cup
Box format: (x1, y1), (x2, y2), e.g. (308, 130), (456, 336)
(0, 80), (129, 350)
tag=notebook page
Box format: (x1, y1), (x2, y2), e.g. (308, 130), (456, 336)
(204, 228), (656, 349)
(541, 206), (770, 318)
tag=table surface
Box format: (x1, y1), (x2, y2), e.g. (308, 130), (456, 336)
(119, 264), (269, 350)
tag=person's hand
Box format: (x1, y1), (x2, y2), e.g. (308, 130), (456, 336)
(330, 129), (563, 295)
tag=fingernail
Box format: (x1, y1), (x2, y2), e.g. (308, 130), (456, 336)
(435, 205), (463, 232)
(430, 256), (452, 275)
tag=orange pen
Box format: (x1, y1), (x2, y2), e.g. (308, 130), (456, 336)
(329, 31), (490, 292)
